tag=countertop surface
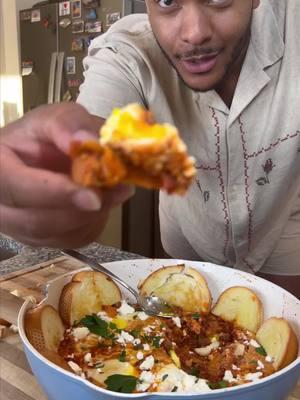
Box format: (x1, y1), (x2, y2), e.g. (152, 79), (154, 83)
(0, 233), (143, 276)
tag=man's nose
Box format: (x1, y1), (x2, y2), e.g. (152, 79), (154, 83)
(180, 6), (213, 45)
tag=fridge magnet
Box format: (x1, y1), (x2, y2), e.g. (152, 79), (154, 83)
(85, 8), (97, 20)
(59, 18), (71, 28)
(67, 78), (82, 88)
(82, 0), (99, 8)
(65, 57), (76, 74)
(72, 19), (84, 33)
(31, 9), (41, 23)
(21, 61), (34, 76)
(71, 37), (84, 52)
(20, 10), (31, 21)
(106, 12), (121, 27)
(59, 1), (70, 17)
(85, 20), (102, 33)
(71, 0), (82, 19)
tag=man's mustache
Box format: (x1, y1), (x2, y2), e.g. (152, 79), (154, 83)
(175, 47), (220, 59)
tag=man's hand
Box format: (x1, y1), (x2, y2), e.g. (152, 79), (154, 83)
(0, 103), (134, 248)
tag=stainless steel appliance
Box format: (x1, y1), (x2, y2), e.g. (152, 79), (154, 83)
(20, 0), (147, 112)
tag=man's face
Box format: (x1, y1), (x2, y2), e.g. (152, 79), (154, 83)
(146, 0), (260, 92)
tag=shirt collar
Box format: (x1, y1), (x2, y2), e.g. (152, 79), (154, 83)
(194, 1), (284, 117)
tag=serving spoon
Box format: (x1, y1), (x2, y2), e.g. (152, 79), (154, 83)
(60, 249), (173, 317)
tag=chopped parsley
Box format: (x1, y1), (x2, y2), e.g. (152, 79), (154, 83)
(208, 380), (228, 389)
(192, 312), (201, 320)
(255, 346), (267, 356)
(171, 386), (178, 392)
(152, 336), (162, 348)
(162, 374), (168, 381)
(129, 329), (141, 338)
(118, 350), (127, 362)
(79, 314), (110, 338)
(94, 361), (104, 368)
(190, 366), (199, 376)
(104, 374), (139, 393)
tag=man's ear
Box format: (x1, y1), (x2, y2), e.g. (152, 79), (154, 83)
(253, 0), (260, 9)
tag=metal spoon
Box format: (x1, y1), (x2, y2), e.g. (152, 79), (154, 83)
(60, 249), (173, 317)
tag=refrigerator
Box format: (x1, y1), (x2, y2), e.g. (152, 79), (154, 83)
(19, 0), (164, 258)
(20, 0), (147, 112)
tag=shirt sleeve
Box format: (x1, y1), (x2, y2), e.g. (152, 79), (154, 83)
(159, 194), (200, 260)
(77, 41), (146, 118)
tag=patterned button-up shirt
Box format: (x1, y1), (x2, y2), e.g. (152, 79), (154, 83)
(78, 0), (300, 274)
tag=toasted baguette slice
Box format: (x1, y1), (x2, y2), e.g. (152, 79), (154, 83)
(71, 103), (196, 194)
(40, 349), (72, 372)
(212, 286), (263, 333)
(24, 304), (65, 352)
(138, 265), (211, 313)
(59, 271), (121, 325)
(256, 317), (299, 370)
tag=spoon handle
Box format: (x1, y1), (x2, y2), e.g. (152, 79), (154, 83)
(60, 249), (139, 300)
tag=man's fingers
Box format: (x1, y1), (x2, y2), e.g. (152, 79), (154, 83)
(0, 205), (109, 241)
(0, 148), (102, 210)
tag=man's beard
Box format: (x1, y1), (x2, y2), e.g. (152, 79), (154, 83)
(150, 19), (252, 93)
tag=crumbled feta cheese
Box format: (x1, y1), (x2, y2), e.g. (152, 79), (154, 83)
(96, 311), (112, 322)
(137, 351), (144, 360)
(232, 364), (240, 371)
(72, 327), (90, 340)
(172, 317), (181, 328)
(133, 338), (141, 346)
(139, 355), (155, 370)
(136, 371), (155, 392)
(117, 300), (135, 316)
(68, 361), (82, 375)
(116, 330), (135, 345)
(256, 360), (264, 370)
(143, 343), (150, 351)
(244, 372), (263, 381)
(83, 353), (92, 363)
(157, 364), (211, 393)
(249, 339), (260, 348)
(137, 311), (149, 321)
(265, 355), (273, 363)
(80, 372), (86, 379)
(223, 370), (238, 383)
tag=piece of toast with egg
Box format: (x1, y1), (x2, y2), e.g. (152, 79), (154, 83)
(70, 103), (196, 194)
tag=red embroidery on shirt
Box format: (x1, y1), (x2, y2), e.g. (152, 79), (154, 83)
(238, 117), (253, 252)
(247, 131), (300, 158)
(210, 107), (230, 258)
(196, 164), (217, 171)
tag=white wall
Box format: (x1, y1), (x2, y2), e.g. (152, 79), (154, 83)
(0, 0), (39, 127)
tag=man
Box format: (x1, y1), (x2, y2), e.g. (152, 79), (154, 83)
(77, 0), (300, 297)
(0, 103), (134, 248)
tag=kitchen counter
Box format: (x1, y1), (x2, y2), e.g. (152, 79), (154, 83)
(0, 233), (143, 276)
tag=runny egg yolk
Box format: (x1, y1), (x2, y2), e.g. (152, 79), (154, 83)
(100, 105), (177, 142)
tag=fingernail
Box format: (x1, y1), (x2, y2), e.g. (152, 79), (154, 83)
(72, 189), (102, 211)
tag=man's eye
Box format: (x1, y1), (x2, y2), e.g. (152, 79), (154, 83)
(156, 0), (176, 8)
